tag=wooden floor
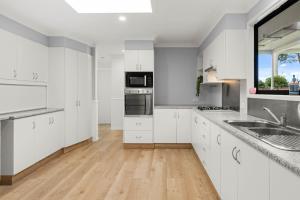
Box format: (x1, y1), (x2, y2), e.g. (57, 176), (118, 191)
(0, 124), (219, 200)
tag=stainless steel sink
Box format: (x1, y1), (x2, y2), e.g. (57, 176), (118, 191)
(224, 120), (300, 151)
(225, 120), (279, 128)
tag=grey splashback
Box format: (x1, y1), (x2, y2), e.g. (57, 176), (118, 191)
(198, 81), (240, 110)
(222, 81), (240, 111)
(248, 98), (300, 129)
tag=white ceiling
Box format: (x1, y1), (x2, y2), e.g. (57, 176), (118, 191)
(0, 0), (258, 46)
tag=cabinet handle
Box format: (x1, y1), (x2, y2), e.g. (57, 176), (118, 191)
(194, 117), (198, 124)
(52, 117), (55, 124)
(36, 73), (39, 80)
(235, 149), (241, 164)
(13, 69), (17, 78)
(174, 113), (177, 119)
(217, 134), (221, 145)
(49, 117), (52, 125)
(136, 136), (142, 139)
(78, 101), (81, 107)
(232, 147), (237, 161)
(32, 121), (36, 129)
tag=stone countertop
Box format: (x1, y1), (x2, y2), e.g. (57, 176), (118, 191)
(155, 105), (197, 109)
(0, 108), (64, 121)
(194, 108), (300, 177)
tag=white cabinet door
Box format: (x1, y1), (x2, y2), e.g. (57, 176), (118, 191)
(0, 29), (17, 80)
(237, 140), (269, 200)
(49, 112), (64, 153)
(13, 117), (37, 174)
(35, 114), (51, 161)
(154, 109), (177, 143)
(64, 49), (78, 147)
(77, 52), (91, 142)
(125, 50), (139, 71)
(17, 37), (37, 82)
(139, 50), (154, 71)
(192, 111), (201, 156)
(177, 109), (192, 143)
(270, 160), (300, 200)
(208, 124), (222, 194)
(221, 129), (238, 200)
(34, 43), (48, 83)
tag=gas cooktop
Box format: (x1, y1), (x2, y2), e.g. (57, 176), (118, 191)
(197, 105), (237, 111)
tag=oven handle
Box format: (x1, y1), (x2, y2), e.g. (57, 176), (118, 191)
(144, 75), (147, 87)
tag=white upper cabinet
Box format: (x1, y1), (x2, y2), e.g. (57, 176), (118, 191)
(0, 29), (17, 80)
(17, 37), (48, 83)
(0, 29), (48, 84)
(139, 50), (154, 71)
(125, 50), (154, 72)
(203, 29), (246, 81)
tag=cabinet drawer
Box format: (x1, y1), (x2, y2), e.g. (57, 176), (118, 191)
(124, 117), (153, 131)
(124, 131), (153, 143)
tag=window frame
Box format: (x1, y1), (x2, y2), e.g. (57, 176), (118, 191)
(254, 0), (299, 95)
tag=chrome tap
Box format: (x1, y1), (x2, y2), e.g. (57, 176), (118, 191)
(263, 107), (287, 127)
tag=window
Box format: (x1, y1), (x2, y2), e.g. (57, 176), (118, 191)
(254, 0), (300, 95)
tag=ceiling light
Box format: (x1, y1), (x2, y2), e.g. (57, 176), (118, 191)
(119, 16), (127, 22)
(65, 0), (152, 13)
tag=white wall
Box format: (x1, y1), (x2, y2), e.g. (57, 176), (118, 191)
(98, 68), (111, 124)
(111, 55), (124, 130)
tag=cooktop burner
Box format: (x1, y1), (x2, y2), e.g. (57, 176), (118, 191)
(197, 105), (234, 111)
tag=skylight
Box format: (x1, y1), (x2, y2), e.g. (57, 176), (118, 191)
(65, 0), (152, 13)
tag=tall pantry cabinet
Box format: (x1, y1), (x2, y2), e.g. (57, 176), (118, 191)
(48, 47), (92, 147)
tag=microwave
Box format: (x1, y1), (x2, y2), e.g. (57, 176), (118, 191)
(125, 72), (153, 88)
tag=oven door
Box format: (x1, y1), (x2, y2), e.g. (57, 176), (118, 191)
(125, 94), (153, 115)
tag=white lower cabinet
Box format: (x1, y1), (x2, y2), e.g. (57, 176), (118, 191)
(270, 160), (300, 200)
(220, 128), (269, 200)
(192, 110), (270, 200)
(154, 108), (191, 143)
(123, 117), (153, 143)
(1, 111), (64, 175)
(208, 123), (222, 194)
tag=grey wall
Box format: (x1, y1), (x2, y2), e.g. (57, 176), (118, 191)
(154, 47), (198, 105)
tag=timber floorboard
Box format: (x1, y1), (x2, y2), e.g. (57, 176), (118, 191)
(0, 124), (219, 200)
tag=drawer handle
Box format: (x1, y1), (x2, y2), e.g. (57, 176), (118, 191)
(136, 122), (142, 126)
(136, 136), (142, 139)
(217, 134), (221, 145)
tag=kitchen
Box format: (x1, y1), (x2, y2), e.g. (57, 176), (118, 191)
(0, 0), (300, 199)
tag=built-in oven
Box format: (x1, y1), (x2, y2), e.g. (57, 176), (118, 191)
(125, 72), (153, 88)
(125, 88), (153, 116)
